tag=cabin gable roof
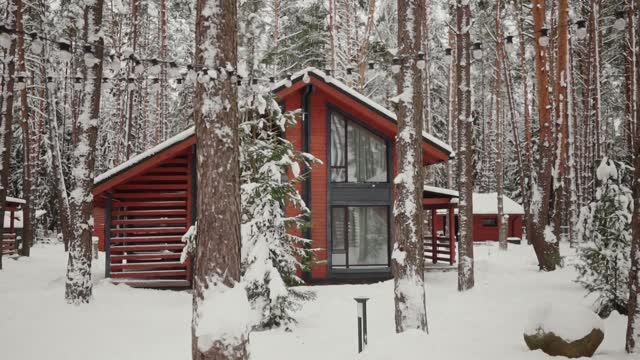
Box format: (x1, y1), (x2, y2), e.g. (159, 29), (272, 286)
(93, 67), (454, 195)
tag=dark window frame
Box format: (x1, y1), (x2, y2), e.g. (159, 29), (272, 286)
(329, 108), (390, 185)
(482, 217), (498, 227)
(329, 204), (392, 269)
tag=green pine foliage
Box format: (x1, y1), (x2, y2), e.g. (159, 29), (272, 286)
(575, 158), (633, 317)
(240, 90), (318, 330)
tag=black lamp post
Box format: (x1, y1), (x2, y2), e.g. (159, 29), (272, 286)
(354, 297), (369, 353)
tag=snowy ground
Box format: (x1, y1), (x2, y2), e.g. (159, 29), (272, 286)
(0, 242), (630, 360)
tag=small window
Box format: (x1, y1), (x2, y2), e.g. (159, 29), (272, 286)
(482, 218), (498, 227)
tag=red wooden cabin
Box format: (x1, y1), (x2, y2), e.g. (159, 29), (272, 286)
(433, 192), (524, 242)
(2, 197), (25, 256)
(92, 68), (455, 287)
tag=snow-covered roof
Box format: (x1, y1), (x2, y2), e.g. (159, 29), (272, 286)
(472, 193), (524, 215)
(94, 127), (195, 185)
(272, 67), (455, 158)
(95, 68), (454, 188)
(6, 196), (25, 205)
(423, 185), (459, 198)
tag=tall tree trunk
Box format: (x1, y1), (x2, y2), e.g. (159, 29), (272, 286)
(391, 0), (428, 333)
(65, 0), (105, 304)
(455, 0), (474, 290)
(625, 1), (640, 350)
(15, 0), (32, 257)
(0, 0), (18, 270)
(192, 0), (248, 359)
(495, 0), (506, 250)
(124, 0), (139, 159)
(530, 0), (560, 271)
(552, 0), (569, 244)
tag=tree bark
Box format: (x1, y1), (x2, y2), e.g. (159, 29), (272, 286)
(530, 0), (560, 271)
(0, 0), (18, 270)
(15, 0), (33, 257)
(391, 0), (428, 333)
(495, 0), (506, 250)
(455, 0), (474, 290)
(65, 0), (105, 304)
(192, 0), (248, 359)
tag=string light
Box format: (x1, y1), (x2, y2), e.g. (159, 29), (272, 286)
(472, 42), (483, 60)
(416, 52), (426, 70)
(575, 19), (587, 40)
(444, 48), (452, 65)
(504, 35), (514, 54)
(539, 28), (550, 47)
(391, 57), (401, 74)
(614, 11), (627, 31)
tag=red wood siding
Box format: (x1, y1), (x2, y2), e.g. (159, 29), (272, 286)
(434, 213), (523, 242)
(94, 207), (106, 251)
(106, 147), (193, 287)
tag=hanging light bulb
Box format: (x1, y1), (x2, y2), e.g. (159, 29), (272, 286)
(391, 57), (401, 74)
(538, 28), (550, 47)
(285, 73), (293, 87)
(302, 71), (310, 84)
(16, 72), (27, 91)
(46, 71), (55, 91)
(504, 35), (515, 54)
(416, 52), (426, 70)
(472, 42), (483, 60)
(575, 19), (587, 40)
(444, 48), (452, 65)
(614, 11), (627, 31)
(74, 73), (83, 91)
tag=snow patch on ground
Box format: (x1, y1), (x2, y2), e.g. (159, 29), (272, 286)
(0, 243), (630, 360)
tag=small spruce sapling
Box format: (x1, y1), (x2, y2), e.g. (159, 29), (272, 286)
(240, 89), (318, 330)
(575, 158), (633, 317)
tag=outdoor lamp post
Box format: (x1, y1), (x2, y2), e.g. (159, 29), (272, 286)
(354, 297), (369, 353)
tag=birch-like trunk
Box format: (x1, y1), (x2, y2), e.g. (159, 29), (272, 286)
(391, 0), (428, 333)
(192, 0), (248, 358)
(0, 1), (18, 270)
(65, 0), (105, 304)
(455, 0), (474, 290)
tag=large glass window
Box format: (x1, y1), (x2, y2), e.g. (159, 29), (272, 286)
(330, 112), (388, 183)
(331, 206), (389, 269)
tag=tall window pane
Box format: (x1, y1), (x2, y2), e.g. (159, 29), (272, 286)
(330, 113), (346, 182)
(331, 207), (346, 267)
(347, 207), (388, 265)
(347, 122), (387, 182)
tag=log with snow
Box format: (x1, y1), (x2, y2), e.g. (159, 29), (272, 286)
(523, 303), (604, 358)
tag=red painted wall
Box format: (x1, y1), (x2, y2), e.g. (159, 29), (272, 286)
(434, 213), (523, 242)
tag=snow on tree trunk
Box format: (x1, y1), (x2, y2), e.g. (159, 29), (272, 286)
(15, 0), (32, 257)
(192, 0), (249, 358)
(391, 0), (428, 333)
(0, 0), (18, 271)
(494, 0), (506, 251)
(454, 0), (474, 290)
(65, 0), (105, 304)
(529, 0), (560, 271)
(626, 18), (640, 349)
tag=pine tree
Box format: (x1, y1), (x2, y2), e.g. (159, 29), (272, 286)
(192, 0), (249, 358)
(240, 91), (316, 330)
(575, 158), (633, 317)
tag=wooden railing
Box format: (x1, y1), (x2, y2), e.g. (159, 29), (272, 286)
(2, 233), (18, 256)
(424, 236), (455, 265)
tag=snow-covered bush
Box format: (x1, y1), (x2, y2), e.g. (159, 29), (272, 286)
(575, 158), (633, 317)
(240, 90), (318, 330)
